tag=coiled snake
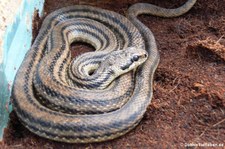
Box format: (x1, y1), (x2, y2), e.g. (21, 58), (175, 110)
(12, 0), (196, 143)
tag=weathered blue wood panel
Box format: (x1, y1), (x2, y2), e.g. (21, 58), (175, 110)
(0, 0), (45, 141)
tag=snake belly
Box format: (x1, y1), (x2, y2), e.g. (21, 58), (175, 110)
(12, 0), (196, 143)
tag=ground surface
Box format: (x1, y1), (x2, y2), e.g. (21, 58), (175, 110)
(2, 0), (225, 148)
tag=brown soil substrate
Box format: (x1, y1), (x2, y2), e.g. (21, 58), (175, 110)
(2, 0), (225, 148)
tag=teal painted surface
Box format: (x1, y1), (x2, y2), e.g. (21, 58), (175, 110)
(0, 0), (45, 141)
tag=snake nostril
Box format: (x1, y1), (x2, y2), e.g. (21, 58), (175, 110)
(144, 54), (147, 58)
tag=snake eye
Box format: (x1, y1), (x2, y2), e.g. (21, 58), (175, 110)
(132, 55), (139, 62)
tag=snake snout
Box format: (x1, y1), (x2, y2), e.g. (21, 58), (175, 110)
(140, 51), (148, 59)
(136, 48), (148, 61)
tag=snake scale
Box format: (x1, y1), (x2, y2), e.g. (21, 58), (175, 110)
(12, 0), (196, 143)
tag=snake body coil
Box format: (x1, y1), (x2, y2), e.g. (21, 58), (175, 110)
(12, 0), (196, 143)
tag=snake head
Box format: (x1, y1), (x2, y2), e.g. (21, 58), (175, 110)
(104, 47), (148, 75)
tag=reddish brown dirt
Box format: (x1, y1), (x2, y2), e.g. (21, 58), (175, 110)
(2, 0), (225, 148)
